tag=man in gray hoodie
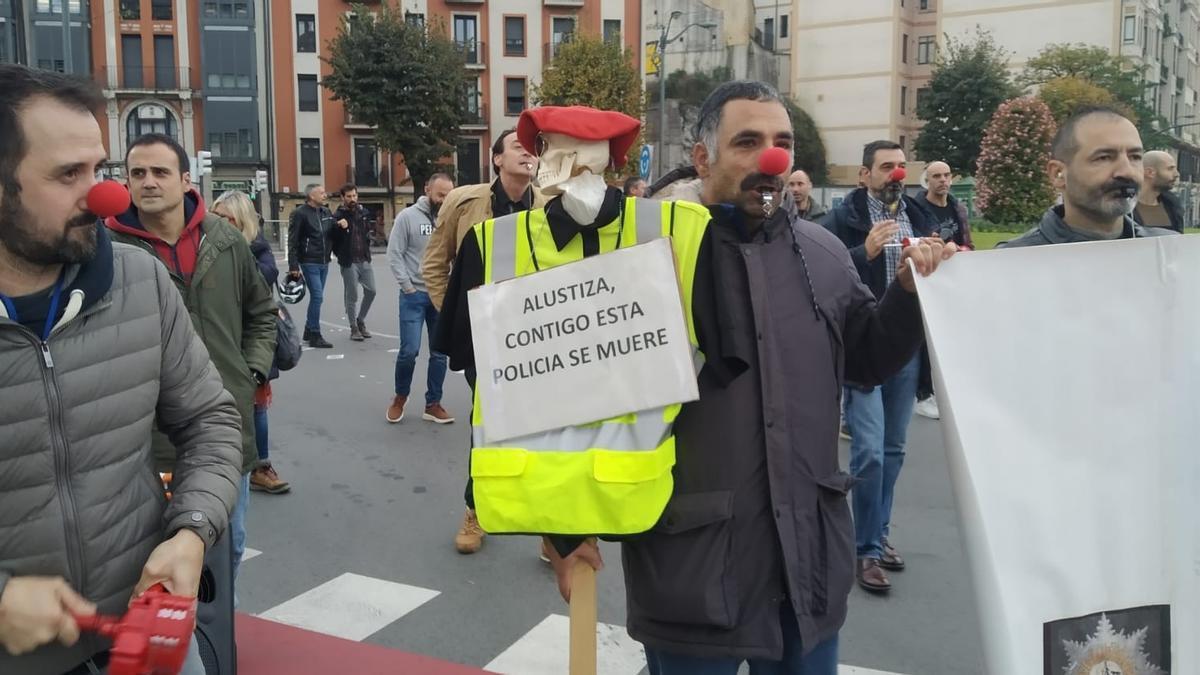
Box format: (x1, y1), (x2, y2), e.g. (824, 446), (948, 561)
(386, 173), (456, 424)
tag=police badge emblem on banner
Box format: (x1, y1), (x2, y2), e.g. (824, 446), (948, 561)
(468, 239), (698, 443)
(913, 236), (1200, 674)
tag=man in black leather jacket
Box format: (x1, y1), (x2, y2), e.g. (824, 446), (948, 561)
(287, 183), (336, 348)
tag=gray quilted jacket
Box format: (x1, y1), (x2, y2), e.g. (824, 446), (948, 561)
(0, 231), (242, 675)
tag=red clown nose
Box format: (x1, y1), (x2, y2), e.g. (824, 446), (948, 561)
(888, 167), (907, 183)
(86, 180), (131, 218)
(757, 147), (792, 177)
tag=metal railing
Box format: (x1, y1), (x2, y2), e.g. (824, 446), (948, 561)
(456, 40), (486, 66)
(346, 163), (388, 188)
(95, 66), (200, 91)
(461, 101), (487, 126)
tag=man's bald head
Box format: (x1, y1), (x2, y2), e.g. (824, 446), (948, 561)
(925, 161), (952, 199)
(786, 169), (813, 206)
(1143, 150), (1179, 193)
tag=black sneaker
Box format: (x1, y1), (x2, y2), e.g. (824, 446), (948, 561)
(308, 334), (333, 349)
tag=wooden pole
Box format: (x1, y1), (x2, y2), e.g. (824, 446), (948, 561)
(568, 556), (597, 675)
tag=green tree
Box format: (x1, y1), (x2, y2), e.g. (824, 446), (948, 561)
(1022, 43), (1166, 147)
(783, 99), (828, 184)
(975, 97), (1057, 225)
(660, 66), (734, 107)
(1036, 76), (1131, 123)
(533, 34), (646, 176)
(322, 6), (466, 192)
(914, 29), (1019, 174)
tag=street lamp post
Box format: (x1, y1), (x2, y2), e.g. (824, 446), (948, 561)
(655, 12), (717, 178)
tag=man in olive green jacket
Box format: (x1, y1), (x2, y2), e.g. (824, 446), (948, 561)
(106, 133), (276, 580)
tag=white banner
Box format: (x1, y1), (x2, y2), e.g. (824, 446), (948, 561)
(468, 239), (699, 443)
(914, 236), (1200, 674)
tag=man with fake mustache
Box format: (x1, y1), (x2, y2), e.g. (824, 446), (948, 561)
(1002, 106), (1180, 248)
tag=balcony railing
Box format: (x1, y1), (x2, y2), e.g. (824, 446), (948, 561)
(95, 66), (200, 92)
(544, 37), (573, 63)
(347, 163), (388, 188)
(461, 102), (488, 127)
(456, 40), (486, 67)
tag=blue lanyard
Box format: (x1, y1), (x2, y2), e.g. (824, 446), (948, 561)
(1, 272), (66, 342)
(42, 273), (65, 342)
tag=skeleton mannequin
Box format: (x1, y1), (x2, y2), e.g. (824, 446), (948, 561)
(534, 133), (613, 226)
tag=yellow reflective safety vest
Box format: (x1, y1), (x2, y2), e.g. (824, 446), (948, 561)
(470, 196), (710, 535)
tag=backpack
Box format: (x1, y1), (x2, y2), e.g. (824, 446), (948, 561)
(274, 300), (303, 371)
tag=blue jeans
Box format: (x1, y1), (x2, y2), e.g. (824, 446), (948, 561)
(644, 603), (838, 675)
(845, 354), (921, 559)
(394, 290), (448, 406)
(231, 472), (250, 584)
(254, 404), (269, 462)
(299, 262), (328, 333)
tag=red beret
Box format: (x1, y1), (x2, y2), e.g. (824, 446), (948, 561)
(517, 106), (642, 168)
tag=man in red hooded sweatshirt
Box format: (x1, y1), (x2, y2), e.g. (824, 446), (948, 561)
(105, 133), (276, 584)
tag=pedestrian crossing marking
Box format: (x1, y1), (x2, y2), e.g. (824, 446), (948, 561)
(484, 614), (645, 675)
(258, 572), (440, 642)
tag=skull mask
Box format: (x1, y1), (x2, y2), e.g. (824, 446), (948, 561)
(535, 132), (611, 225)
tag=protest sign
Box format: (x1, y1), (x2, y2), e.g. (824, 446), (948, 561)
(468, 238), (698, 443)
(914, 236), (1199, 674)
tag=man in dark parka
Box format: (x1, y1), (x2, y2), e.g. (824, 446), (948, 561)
(544, 82), (958, 674)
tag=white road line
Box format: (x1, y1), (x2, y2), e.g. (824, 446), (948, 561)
(485, 614), (645, 675)
(484, 614), (908, 675)
(320, 319), (400, 340)
(242, 547), (262, 562)
(257, 573), (439, 642)
(326, 354), (345, 360)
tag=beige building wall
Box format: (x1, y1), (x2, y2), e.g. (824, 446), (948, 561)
(789, 0), (1200, 183)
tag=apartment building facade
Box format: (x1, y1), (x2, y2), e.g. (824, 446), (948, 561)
(794, 0), (1200, 183)
(270, 0), (640, 228)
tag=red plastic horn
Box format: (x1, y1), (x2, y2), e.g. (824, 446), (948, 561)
(74, 584), (197, 675)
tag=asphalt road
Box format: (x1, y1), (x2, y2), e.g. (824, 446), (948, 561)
(237, 252), (984, 675)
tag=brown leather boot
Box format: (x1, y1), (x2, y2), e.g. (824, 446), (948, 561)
(454, 508), (485, 554)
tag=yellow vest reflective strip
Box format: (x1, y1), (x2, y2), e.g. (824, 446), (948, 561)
(468, 198), (709, 535)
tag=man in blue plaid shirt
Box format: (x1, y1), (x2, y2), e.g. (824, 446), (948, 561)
(820, 140), (936, 594)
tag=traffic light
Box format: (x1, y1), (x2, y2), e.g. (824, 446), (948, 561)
(196, 150), (213, 177)
(254, 169), (269, 193)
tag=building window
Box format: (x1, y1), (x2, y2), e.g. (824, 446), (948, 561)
(917, 35), (934, 64)
(36, 0), (83, 14)
(151, 0), (172, 20)
(464, 78), (482, 122)
(208, 129), (253, 159)
(504, 16), (525, 56)
(300, 138), (321, 175)
(551, 17), (575, 56)
(127, 103), (178, 142)
(900, 86), (907, 115)
(353, 138), (379, 187)
(603, 19), (621, 44)
(916, 87), (930, 113)
(899, 135), (906, 151)
(120, 0), (140, 20)
(505, 77), (526, 116)
(296, 14), (316, 53)
(406, 12), (424, 28)
(780, 15), (789, 39)
(298, 74), (319, 112)
(457, 138), (481, 185)
(121, 34), (143, 87)
(901, 34), (908, 63)
(454, 15), (479, 65)
(920, 0), (930, 9)
(153, 35), (175, 89)
(764, 18), (775, 50)
(1123, 15), (1136, 44)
